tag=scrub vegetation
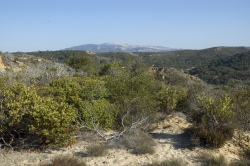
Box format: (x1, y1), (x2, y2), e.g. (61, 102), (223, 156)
(1, 50), (250, 165)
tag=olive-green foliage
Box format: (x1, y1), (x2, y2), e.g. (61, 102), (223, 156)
(194, 126), (234, 148)
(82, 99), (117, 129)
(66, 54), (96, 75)
(104, 61), (161, 127)
(197, 93), (234, 119)
(230, 90), (250, 131)
(156, 86), (187, 114)
(0, 76), (8, 88)
(40, 77), (117, 129)
(0, 83), (76, 147)
(99, 62), (121, 76)
(189, 93), (235, 148)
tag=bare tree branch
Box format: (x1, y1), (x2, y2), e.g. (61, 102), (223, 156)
(77, 97), (149, 141)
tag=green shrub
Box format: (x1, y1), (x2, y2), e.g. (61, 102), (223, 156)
(0, 83), (76, 147)
(230, 90), (250, 131)
(80, 98), (117, 129)
(86, 144), (108, 157)
(99, 62), (121, 76)
(66, 54), (97, 75)
(197, 93), (234, 119)
(194, 126), (234, 148)
(156, 86), (187, 114)
(189, 93), (235, 148)
(39, 154), (87, 166)
(104, 62), (161, 128)
(40, 77), (117, 129)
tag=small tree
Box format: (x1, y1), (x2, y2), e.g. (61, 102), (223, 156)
(66, 55), (96, 75)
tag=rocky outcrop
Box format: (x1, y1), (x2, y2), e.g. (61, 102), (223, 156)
(0, 55), (29, 72)
(0, 56), (6, 72)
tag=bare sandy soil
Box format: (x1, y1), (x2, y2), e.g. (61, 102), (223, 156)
(0, 112), (242, 166)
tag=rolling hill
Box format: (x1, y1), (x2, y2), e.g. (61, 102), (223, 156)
(188, 51), (250, 85)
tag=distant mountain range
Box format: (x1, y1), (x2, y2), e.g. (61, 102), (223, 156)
(64, 43), (183, 52)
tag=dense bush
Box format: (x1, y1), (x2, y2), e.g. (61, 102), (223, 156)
(66, 54), (97, 75)
(104, 60), (161, 128)
(99, 62), (121, 76)
(189, 93), (235, 147)
(156, 86), (187, 114)
(230, 90), (250, 131)
(0, 83), (76, 147)
(40, 77), (117, 129)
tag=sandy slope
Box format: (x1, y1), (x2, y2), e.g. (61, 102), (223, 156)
(0, 112), (241, 166)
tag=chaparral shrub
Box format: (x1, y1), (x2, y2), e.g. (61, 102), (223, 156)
(189, 92), (235, 148)
(39, 76), (117, 129)
(0, 82), (76, 148)
(104, 60), (161, 129)
(230, 90), (250, 131)
(156, 86), (187, 114)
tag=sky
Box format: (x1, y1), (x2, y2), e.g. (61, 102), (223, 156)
(0, 0), (250, 52)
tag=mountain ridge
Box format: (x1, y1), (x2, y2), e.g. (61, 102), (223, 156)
(64, 43), (184, 52)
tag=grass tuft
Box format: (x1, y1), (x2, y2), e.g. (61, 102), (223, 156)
(39, 154), (86, 166)
(123, 130), (156, 154)
(86, 144), (108, 157)
(199, 152), (227, 166)
(151, 157), (187, 166)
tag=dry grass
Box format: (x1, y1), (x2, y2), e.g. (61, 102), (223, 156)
(229, 157), (250, 166)
(151, 157), (187, 166)
(86, 144), (108, 157)
(74, 130), (101, 143)
(123, 130), (156, 154)
(39, 154), (86, 166)
(199, 152), (227, 166)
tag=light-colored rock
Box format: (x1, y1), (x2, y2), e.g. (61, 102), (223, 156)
(0, 56), (6, 72)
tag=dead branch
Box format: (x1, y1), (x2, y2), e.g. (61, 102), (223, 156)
(77, 97), (149, 141)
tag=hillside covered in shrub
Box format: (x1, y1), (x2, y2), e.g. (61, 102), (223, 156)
(1, 51), (250, 165)
(189, 51), (250, 85)
(20, 46), (250, 86)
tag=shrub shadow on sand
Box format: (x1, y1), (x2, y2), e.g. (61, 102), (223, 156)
(150, 128), (200, 150)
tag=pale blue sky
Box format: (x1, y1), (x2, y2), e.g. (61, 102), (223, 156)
(0, 0), (249, 52)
